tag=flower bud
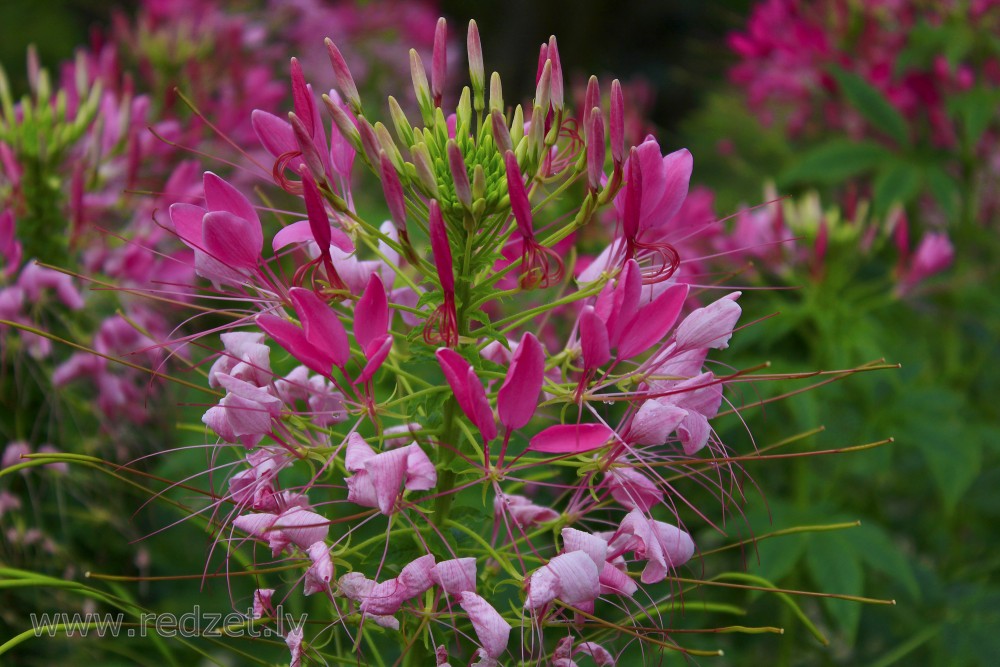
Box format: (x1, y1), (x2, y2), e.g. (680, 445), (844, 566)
(387, 96), (415, 148)
(467, 20), (485, 113)
(489, 72), (503, 114)
(322, 93), (362, 153)
(411, 142), (438, 197)
(324, 38), (361, 114)
(547, 36), (564, 112)
(610, 79), (625, 167)
(491, 110), (513, 155)
(447, 140), (472, 209)
(587, 107), (605, 193)
(432, 17), (447, 107)
(410, 49), (434, 125)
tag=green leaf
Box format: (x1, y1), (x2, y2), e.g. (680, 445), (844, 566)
(897, 388), (982, 513)
(873, 162), (922, 215)
(779, 139), (891, 187)
(946, 88), (1000, 148)
(830, 67), (911, 147)
(924, 164), (961, 221)
(842, 522), (920, 600)
(805, 532), (864, 643)
(748, 531), (806, 584)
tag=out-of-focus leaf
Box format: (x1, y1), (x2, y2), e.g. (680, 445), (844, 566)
(830, 67), (911, 147)
(805, 532), (864, 643)
(748, 530), (806, 584)
(924, 164), (961, 222)
(946, 88), (1000, 148)
(897, 388), (982, 513)
(873, 162), (922, 215)
(842, 521), (920, 600)
(779, 139), (891, 186)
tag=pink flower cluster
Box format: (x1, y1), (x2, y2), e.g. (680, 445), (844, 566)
(145, 17), (784, 664)
(729, 0), (1000, 146)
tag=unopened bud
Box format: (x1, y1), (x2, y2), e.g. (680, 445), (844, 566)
(290, 111), (326, 183)
(322, 93), (362, 153)
(584, 76), (600, 140)
(489, 72), (503, 114)
(467, 20), (485, 113)
(491, 110), (513, 155)
(447, 140), (472, 209)
(456, 87), (472, 139)
(410, 49), (434, 125)
(357, 116), (382, 167)
(547, 36), (564, 111)
(535, 60), (552, 114)
(374, 121), (404, 172)
(610, 79), (625, 167)
(379, 150), (407, 233)
(432, 17), (448, 107)
(387, 96), (415, 148)
(472, 164), (486, 202)
(411, 142), (438, 197)
(324, 39), (361, 114)
(587, 107), (605, 193)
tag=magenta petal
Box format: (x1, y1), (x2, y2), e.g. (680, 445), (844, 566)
(504, 151), (533, 238)
(617, 283), (689, 360)
(528, 423), (614, 454)
(579, 306), (611, 370)
(436, 348), (475, 418)
(458, 592), (510, 659)
(497, 332), (545, 431)
(290, 288), (349, 368)
(168, 203), (206, 247)
(436, 347), (496, 440)
(252, 109), (296, 159)
(203, 211), (261, 270)
(257, 313), (333, 376)
(302, 172), (332, 252)
(272, 220), (316, 251)
(204, 172), (260, 227)
(428, 201), (455, 294)
(645, 148), (693, 233)
(355, 334), (392, 384)
(466, 365), (497, 441)
(355, 273), (388, 351)
(607, 259), (642, 347)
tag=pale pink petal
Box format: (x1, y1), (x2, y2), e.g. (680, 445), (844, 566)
(458, 592), (511, 659)
(274, 507), (329, 549)
(605, 467), (664, 511)
(674, 292), (742, 351)
(304, 542), (334, 595)
(561, 528), (608, 569)
(402, 444), (437, 490)
(628, 400), (687, 446)
(344, 432), (375, 472)
(285, 626), (304, 667)
(430, 557), (478, 595)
